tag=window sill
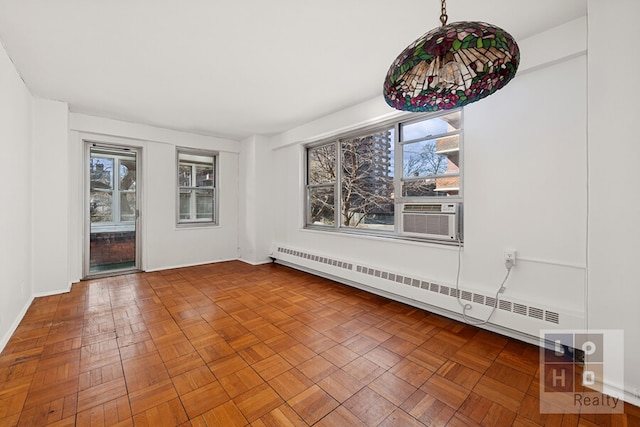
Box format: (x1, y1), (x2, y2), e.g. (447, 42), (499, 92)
(301, 226), (462, 249)
(176, 222), (219, 230)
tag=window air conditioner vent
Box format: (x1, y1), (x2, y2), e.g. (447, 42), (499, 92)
(403, 203), (444, 213)
(401, 203), (461, 240)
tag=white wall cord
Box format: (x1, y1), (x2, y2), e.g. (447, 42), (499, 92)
(454, 238), (513, 326)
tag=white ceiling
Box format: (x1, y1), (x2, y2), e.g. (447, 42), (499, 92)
(0, 0), (586, 140)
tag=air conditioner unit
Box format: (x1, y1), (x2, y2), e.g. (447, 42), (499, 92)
(401, 202), (461, 241)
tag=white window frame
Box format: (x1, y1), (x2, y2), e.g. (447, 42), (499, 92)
(176, 148), (218, 226)
(90, 150), (137, 233)
(304, 109), (463, 242)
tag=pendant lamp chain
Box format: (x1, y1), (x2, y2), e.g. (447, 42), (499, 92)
(439, 0), (448, 26)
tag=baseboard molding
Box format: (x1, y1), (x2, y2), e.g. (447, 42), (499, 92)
(33, 283), (73, 298)
(238, 257), (274, 266)
(144, 257), (239, 273)
(604, 382), (640, 409)
(0, 296), (35, 353)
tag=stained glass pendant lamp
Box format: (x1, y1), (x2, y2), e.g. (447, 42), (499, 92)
(383, 0), (520, 112)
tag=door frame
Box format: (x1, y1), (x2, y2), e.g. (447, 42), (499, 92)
(83, 141), (143, 279)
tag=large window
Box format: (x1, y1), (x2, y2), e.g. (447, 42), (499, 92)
(306, 109), (462, 238)
(177, 149), (217, 225)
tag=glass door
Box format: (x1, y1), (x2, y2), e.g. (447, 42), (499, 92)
(85, 143), (140, 277)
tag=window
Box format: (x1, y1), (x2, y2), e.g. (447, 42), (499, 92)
(177, 149), (217, 225)
(305, 109), (462, 239)
(401, 111), (461, 197)
(90, 149), (136, 231)
(308, 144), (337, 226)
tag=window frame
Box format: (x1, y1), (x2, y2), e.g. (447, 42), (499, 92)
(306, 143), (338, 227)
(176, 148), (218, 227)
(90, 149), (137, 233)
(397, 111), (463, 201)
(304, 109), (463, 241)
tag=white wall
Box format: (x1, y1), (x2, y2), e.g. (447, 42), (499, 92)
(588, 0), (640, 404)
(268, 18), (588, 329)
(0, 90), (242, 350)
(463, 53), (587, 314)
(239, 135), (274, 265)
(0, 40), (34, 349)
(69, 114), (241, 276)
(32, 98), (70, 296)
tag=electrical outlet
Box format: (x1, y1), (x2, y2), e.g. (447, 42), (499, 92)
(504, 249), (517, 267)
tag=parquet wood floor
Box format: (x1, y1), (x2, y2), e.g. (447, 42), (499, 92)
(0, 261), (638, 426)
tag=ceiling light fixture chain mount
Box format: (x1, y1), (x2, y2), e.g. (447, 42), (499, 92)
(383, 0), (520, 112)
(440, 0), (448, 26)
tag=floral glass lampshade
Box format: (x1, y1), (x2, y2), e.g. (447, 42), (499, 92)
(383, 1), (520, 112)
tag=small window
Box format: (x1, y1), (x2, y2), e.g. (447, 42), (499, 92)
(400, 110), (461, 198)
(177, 149), (217, 225)
(308, 144), (336, 226)
(90, 149), (137, 231)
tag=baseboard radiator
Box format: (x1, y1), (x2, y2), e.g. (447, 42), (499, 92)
(272, 245), (585, 345)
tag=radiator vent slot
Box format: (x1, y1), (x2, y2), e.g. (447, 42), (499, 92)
(499, 300), (512, 311)
(513, 303), (528, 316)
(545, 311), (560, 324)
(275, 246), (562, 325)
(528, 307), (544, 320)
